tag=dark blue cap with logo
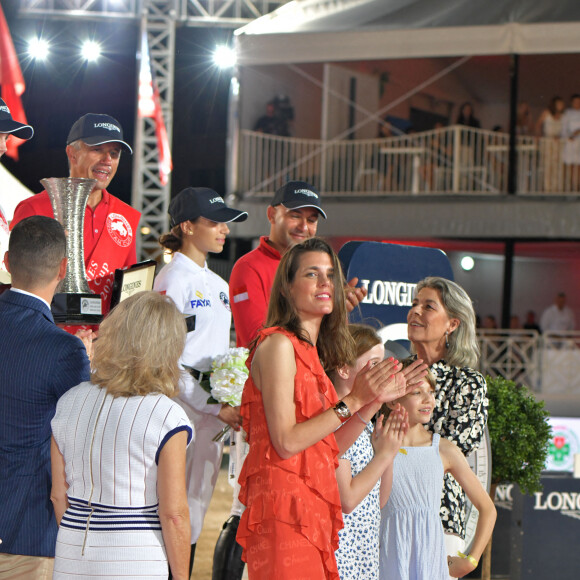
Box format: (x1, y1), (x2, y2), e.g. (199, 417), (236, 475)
(169, 187), (248, 227)
(0, 98), (33, 140)
(67, 113), (132, 153)
(270, 180), (326, 219)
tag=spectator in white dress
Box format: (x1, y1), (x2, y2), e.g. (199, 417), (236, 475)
(540, 292), (575, 333)
(561, 94), (580, 190)
(50, 291), (193, 580)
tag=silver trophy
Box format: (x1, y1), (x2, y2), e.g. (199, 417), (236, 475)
(42, 177), (103, 324)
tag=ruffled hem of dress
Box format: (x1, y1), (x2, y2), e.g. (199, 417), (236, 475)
(238, 441), (342, 511)
(237, 489), (342, 577)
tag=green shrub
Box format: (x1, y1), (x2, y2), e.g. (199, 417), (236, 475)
(486, 375), (551, 495)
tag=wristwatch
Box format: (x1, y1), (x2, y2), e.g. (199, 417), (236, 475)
(333, 400), (352, 421)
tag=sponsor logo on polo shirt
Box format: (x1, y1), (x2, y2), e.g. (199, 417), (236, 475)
(220, 291), (230, 311)
(190, 299), (211, 308)
(106, 213), (133, 248)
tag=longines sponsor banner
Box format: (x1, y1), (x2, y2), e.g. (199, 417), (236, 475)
(512, 476), (580, 579)
(338, 241), (454, 329)
(494, 483), (514, 510)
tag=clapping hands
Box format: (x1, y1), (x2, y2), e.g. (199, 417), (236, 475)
(373, 404), (408, 461)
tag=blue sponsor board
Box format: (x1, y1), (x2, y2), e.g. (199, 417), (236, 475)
(339, 241), (453, 348)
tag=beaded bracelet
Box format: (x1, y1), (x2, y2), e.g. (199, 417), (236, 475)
(458, 551), (478, 567)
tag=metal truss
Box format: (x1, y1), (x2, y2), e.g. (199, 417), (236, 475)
(19, 0), (288, 26)
(179, 0), (287, 26)
(131, 2), (176, 261)
(18, 0), (140, 19)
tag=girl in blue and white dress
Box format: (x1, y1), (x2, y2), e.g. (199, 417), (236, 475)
(379, 359), (496, 580)
(330, 325), (426, 580)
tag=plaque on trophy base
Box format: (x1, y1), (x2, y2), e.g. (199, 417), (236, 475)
(42, 177), (104, 325)
(51, 292), (103, 325)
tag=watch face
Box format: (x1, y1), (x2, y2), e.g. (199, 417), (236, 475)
(335, 401), (351, 418)
(463, 427), (492, 552)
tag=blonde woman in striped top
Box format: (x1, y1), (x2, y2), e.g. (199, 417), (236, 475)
(50, 291), (193, 580)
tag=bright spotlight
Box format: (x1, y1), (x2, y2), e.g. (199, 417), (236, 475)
(28, 38), (50, 60)
(460, 256), (475, 271)
(213, 45), (236, 69)
(81, 40), (101, 62)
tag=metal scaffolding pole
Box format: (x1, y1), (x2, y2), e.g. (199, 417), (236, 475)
(132, 1), (176, 261)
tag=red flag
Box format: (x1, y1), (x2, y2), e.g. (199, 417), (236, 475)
(138, 30), (172, 186)
(0, 5), (28, 160)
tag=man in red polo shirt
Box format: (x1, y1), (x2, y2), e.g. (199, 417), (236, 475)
(229, 180), (366, 348)
(11, 113), (140, 315)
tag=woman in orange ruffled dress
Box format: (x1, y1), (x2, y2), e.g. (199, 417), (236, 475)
(236, 237), (410, 579)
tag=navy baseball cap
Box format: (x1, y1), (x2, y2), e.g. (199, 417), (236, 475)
(169, 187), (248, 227)
(67, 113), (132, 153)
(0, 98), (33, 140)
(270, 180), (326, 219)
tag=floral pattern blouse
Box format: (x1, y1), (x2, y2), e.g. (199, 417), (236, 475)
(427, 360), (488, 538)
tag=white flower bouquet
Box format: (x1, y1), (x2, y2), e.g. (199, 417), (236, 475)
(199, 347), (249, 441)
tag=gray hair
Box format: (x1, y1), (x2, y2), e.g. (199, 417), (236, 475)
(415, 276), (479, 369)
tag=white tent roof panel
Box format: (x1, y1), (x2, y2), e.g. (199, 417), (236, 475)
(235, 0), (580, 64)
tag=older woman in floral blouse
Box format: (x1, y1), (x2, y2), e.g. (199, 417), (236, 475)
(407, 277), (487, 578)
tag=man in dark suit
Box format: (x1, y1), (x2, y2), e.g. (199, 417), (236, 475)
(0, 216), (91, 579)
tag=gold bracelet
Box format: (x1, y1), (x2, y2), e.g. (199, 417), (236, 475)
(457, 551), (478, 568)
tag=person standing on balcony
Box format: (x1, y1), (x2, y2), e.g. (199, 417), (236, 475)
(536, 96), (565, 192)
(407, 277), (487, 580)
(456, 102), (482, 189)
(516, 101), (533, 136)
(540, 292), (575, 333)
(561, 94), (580, 190)
(523, 310), (542, 333)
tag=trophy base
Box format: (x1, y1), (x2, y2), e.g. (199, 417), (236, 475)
(51, 293), (103, 325)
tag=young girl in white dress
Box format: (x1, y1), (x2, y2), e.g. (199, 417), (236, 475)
(379, 360), (496, 580)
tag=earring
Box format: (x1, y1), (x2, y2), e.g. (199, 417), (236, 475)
(445, 331), (450, 349)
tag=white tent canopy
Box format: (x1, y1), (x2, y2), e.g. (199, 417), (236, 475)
(235, 0), (580, 65)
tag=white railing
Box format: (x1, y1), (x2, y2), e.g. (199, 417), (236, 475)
(477, 329), (580, 394)
(239, 126), (579, 196)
